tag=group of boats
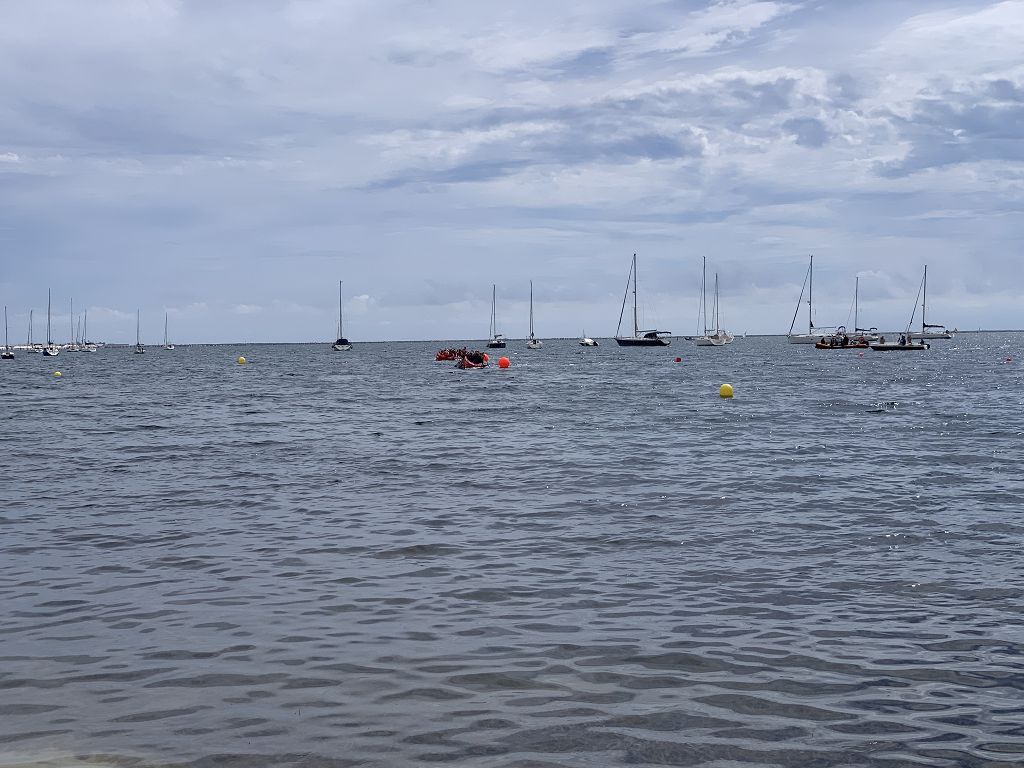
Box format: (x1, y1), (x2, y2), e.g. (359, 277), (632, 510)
(787, 257), (955, 351)
(8, 258), (955, 360)
(2, 290), (176, 358)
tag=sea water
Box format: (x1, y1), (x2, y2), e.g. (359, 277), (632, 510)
(1, 335), (1022, 767)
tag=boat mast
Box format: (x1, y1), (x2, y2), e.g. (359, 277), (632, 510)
(632, 253), (639, 336)
(164, 312), (168, 346)
(70, 298), (73, 345)
(46, 289), (51, 345)
(490, 284), (496, 339)
(339, 280), (344, 340)
(808, 254), (813, 335)
(854, 276), (859, 332)
(713, 273), (720, 334)
(84, 311), (88, 345)
(28, 309), (33, 346)
(529, 280), (534, 338)
(136, 309), (140, 346)
(701, 256), (708, 335)
(4, 306), (9, 350)
(921, 265), (927, 334)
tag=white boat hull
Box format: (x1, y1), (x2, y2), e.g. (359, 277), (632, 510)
(332, 343), (352, 351)
(787, 334), (821, 344)
(526, 339), (542, 349)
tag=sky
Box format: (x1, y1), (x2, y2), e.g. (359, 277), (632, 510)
(0, 0), (1022, 343)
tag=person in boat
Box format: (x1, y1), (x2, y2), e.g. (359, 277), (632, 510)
(466, 351), (485, 365)
(899, 334), (906, 345)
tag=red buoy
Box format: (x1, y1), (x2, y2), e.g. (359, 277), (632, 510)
(498, 357), (510, 369)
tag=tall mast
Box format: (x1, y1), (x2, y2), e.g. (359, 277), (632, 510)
(921, 265), (927, 334)
(70, 298), (73, 345)
(713, 273), (720, 333)
(4, 306), (9, 350)
(338, 280), (344, 339)
(28, 309), (33, 345)
(808, 254), (814, 334)
(855, 277), (859, 331)
(46, 289), (51, 345)
(84, 311), (88, 345)
(632, 253), (638, 336)
(490, 284), (496, 338)
(529, 280), (534, 337)
(702, 257), (708, 335)
(136, 309), (140, 346)
(164, 312), (168, 346)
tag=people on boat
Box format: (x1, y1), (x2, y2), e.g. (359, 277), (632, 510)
(899, 334), (906, 345)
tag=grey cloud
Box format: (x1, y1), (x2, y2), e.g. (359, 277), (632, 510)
(876, 81), (1024, 177)
(783, 116), (829, 147)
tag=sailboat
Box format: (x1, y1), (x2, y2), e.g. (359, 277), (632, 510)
(579, 330), (598, 346)
(66, 298), (79, 351)
(134, 309), (145, 354)
(526, 280), (542, 349)
(82, 310), (97, 352)
(815, 277), (874, 348)
(486, 284), (506, 348)
(42, 290), (60, 356)
(870, 273), (930, 351)
(163, 312), (175, 350)
(916, 265), (954, 339)
(787, 255), (829, 343)
(694, 258), (733, 346)
(614, 253), (671, 346)
(332, 281), (352, 351)
(2, 307), (14, 359)
(24, 309), (40, 352)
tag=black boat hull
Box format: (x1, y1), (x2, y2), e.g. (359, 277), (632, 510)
(615, 337), (670, 347)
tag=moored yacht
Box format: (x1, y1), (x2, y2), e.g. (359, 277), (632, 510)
(614, 253), (670, 346)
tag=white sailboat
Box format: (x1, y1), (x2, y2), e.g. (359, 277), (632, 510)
(2, 306), (14, 359)
(579, 330), (598, 347)
(82, 310), (97, 352)
(486, 284), (506, 348)
(526, 280), (542, 349)
(42, 290), (60, 357)
(332, 281), (353, 350)
(23, 309), (41, 352)
(134, 309), (145, 354)
(693, 257), (733, 346)
(915, 265), (954, 339)
(614, 253), (671, 346)
(65, 298), (80, 351)
(787, 255), (828, 344)
(163, 312), (175, 350)
(871, 272), (931, 351)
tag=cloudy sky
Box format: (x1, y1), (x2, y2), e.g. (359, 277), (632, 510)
(1, 0), (1021, 342)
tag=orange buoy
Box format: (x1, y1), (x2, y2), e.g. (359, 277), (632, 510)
(482, 353), (490, 363)
(498, 357), (510, 369)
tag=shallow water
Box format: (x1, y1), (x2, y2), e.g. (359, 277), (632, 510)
(2, 335), (1023, 767)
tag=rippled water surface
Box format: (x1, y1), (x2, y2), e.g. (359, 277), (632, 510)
(2, 335), (1023, 768)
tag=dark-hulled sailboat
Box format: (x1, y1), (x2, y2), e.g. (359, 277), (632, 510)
(614, 253), (670, 346)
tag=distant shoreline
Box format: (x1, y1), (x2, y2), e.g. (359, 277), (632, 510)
(92, 329), (1022, 347)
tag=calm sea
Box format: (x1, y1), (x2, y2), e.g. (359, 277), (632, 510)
(2, 335), (1022, 768)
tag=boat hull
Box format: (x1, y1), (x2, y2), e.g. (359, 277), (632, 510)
(486, 341), (506, 349)
(870, 343), (930, 351)
(332, 343), (353, 351)
(615, 336), (670, 347)
(787, 334), (821, 344)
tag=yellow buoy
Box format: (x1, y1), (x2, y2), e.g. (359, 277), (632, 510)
(53, 371), (62, 378)
(237, 356), (246, 365)
(719, 383), (733, 399)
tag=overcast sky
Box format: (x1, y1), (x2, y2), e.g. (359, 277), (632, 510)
(1, 0), (1021, 343)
